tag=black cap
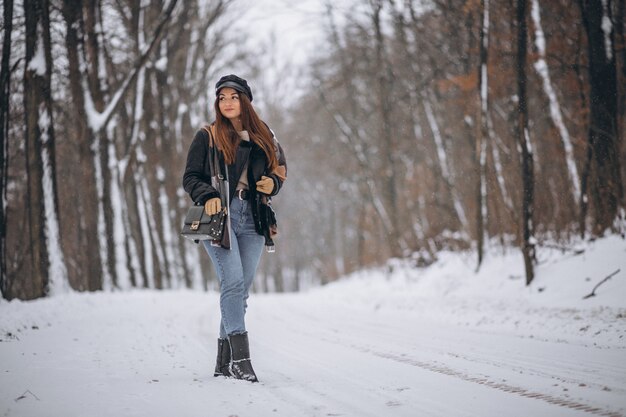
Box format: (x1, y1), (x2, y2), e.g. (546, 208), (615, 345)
(215, 74), (253, 102)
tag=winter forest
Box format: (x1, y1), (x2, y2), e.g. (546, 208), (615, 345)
(2, 0), (624, 298)
(1, 0), (626, 415)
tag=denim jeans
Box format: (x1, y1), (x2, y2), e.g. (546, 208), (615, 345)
(203, 197), (265, 338)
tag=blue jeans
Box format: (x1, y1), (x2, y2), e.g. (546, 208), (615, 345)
(203, 197), (265, 338)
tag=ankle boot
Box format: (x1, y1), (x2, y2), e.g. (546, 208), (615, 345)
(214, 338), (232, 377)
(228, 332), (258, 382)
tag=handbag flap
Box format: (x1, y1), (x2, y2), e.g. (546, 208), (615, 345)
(184, 206), (205, 224)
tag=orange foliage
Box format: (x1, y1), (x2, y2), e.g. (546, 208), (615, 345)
(437, 72), (478, 94)
(462, 0), (480, 15)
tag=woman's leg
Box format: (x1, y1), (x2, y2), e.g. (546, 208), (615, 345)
(236, 203), (265, 312)
(202, 200), (247, 338)
(206, 198), (263, 382)
(202, 198), (264, 336)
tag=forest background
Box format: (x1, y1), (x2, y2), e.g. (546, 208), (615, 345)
(0, 0), (624, 300)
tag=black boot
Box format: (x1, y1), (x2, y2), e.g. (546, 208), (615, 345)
(214, 338), (232, 377)
(228, 332), (258, 382)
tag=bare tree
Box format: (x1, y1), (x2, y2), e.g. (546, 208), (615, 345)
(23, 0), (69, 298)
(316, 3), (408, 261)
(617, 0), (625, 151)
(516, 0), (536, 285)
(371, 0), (404, 258)
(530, 0), (580, 214)
(0, 0), (14, 297)
(578, 0), (623, 235)
(61, 0), (103, 291)
(476, 0), (490, 269)
(60, 0), (178, 291)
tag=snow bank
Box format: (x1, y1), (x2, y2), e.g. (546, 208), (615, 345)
(307, 235), (626, 348)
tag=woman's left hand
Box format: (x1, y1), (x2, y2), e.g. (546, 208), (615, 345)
(256, 176), (274, 194)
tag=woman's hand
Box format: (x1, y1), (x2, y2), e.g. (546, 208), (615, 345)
(256, 176), (274, 194)
(204, 198), (222, 215)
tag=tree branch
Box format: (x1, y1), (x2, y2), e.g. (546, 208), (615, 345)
(583, 269), (621, 299)
(89, 0), (179, 133)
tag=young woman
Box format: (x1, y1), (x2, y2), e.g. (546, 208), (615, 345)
(183, 74), (287, 382)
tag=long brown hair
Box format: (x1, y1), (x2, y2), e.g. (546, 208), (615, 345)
(213, 93), (278, 172)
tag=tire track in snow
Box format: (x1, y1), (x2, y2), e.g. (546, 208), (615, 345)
(274, 298), (626, 394)
(257, 299), (625, 417)
(358, 346), (624, 417)
(306, 325), (626, 417)
(442, 350), (626, 398)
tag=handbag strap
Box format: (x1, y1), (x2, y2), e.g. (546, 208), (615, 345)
(202, 124), (224, 181)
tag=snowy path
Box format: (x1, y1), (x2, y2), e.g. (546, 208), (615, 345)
(1, 289), (625, 417)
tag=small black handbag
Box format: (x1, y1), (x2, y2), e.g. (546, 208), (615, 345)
(181, 205), (226, 242)
(181, 124), (229, 244)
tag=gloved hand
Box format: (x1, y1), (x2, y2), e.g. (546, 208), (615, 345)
(204, 197), (222, 215)
(256, 176), (274, 194)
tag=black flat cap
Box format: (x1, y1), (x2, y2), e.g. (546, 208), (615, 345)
(215, 74), (253, 102)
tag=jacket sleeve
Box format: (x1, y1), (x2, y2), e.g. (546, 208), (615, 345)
(268, 138), (287, 197)
(182, 129), (220, 204)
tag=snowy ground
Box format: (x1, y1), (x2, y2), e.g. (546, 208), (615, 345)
(1, 236), (625, 417)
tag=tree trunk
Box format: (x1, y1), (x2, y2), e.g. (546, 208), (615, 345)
(24, 0), (69, 297)
(531, 0), (581, 215)
(0, 0), (14, 298)
(62, 0), (103, 291)
(372, 0), (403, 258)
(84, 0), (116, 289)
(576, 23), (593, 236)
(40, 0), (69, 294)
(614, 0), (625, 200)
(24, 0), (48, 299)
(516, 0), (536, 285)
(476, 0), (489, 270)
(579, 0), (623, 234)
(422, 97), (468, 232)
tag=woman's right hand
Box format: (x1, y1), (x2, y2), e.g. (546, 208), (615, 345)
(204, 197), (222, 215)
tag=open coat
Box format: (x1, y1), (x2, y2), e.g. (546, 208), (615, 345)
(182, 125), (287, 248)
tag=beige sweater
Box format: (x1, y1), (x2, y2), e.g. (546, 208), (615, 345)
(236, 130), (250, 191)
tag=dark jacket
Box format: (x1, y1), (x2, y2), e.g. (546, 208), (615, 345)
(182, 125), (287, 246)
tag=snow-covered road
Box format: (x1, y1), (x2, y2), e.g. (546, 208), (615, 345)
(1, 289), (624, 417)
(258, 294), (625, 417)
(2, 237), (625, 416)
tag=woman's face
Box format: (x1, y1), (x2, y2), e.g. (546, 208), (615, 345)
(218, 87), (241, 121)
